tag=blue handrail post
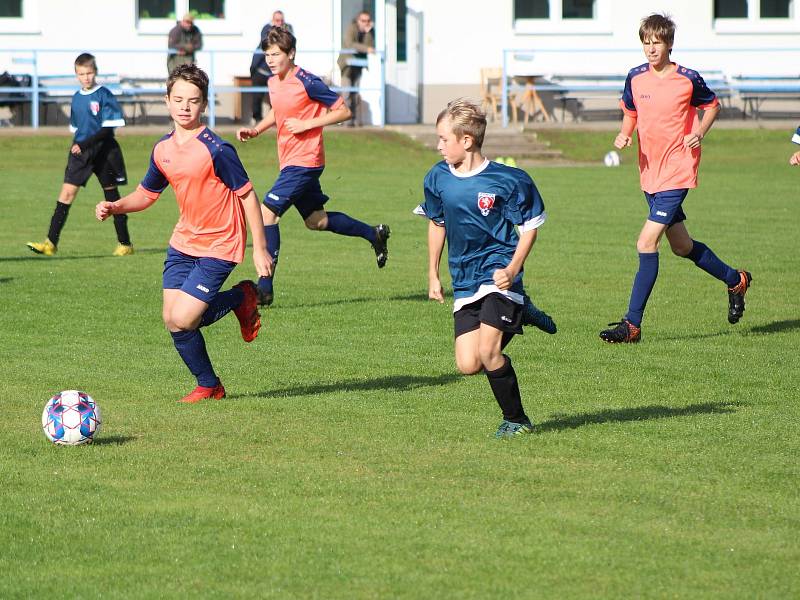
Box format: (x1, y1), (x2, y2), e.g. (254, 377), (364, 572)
(208, 50), (216, 128)
(32, 50), (39, 129)
(379, 50), (386, 127)
(501, 49), (508, 128)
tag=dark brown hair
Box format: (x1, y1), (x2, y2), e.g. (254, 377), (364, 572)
(166, 63), (209, 103)
(639, 13), (675, 48)
(262, 26), (296, 54)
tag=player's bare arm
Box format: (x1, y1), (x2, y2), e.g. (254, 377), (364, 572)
(615, 114), (637, 149)
(790, 151), (800, 166)
(95, 189), (156, 221)
(493, 228), (537, 290)
(427, 220), (446, 304)
(239, 189), (272, 278)
(685, 103), (720, 149)
(237, 108), (276, 142)
(284, 103), (352, 134)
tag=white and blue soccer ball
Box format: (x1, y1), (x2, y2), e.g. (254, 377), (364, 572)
(604, 150), (621, 167)
(42, 390), (102, 446)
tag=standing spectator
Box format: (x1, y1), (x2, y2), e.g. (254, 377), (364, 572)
(168, 13), (203, 74)
(249, 10), (293, 124)
(337, 11), (374, 126)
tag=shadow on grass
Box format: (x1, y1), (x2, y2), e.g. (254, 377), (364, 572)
(537, 401), (739, 434)
(0, 277), (12, 284)
(661, 319), (800, 341)
(92, 435), (137, 446)
(230, 373), (461, 400)
(748, 319), (800, 335)
(271, 291), (431, 311)
(0, 247), (165, 262)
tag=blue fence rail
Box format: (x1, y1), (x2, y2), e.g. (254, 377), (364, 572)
(500, 47), (800, 126)
(0, 48), (385, 128)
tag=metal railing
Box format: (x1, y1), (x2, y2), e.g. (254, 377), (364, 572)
(0, 47), (385, 128)
(500, 47), (800, 126)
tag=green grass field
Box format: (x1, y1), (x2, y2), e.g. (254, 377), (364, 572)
(1, 127), (798, 598)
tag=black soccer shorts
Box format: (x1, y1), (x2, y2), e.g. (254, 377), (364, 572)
(64, 137), (128, 188)
(453, 292), (523, 339)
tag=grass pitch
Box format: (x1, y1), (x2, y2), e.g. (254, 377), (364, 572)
(1, 126), (798, 598)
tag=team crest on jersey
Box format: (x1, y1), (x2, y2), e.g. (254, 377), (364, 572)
(477, 192), (495, 216)
(89, 101), (100, 115)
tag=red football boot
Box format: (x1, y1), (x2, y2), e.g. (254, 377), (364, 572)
(232, 280), (262, 342)
(179, 382), (226, 404)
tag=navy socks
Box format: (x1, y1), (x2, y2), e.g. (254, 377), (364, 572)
(170, 329), (218, 388)
(325, 211), (375, 242)
(258, 223), (281, 297)
(199, 288), (244, 328)
(625, 252), (659, 328)
(685, 240), (739, 287)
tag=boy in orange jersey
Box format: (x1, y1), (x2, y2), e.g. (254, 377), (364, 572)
(237, 27), (390, 307)
(96, 65), (271, 403)
(600, 13), (751, 343)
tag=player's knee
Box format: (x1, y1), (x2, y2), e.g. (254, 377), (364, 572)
(455, 356), (481, 375)
(304, 217), (326, 231)
(163, 311), (195, 332)
(670, 241), (692, 257)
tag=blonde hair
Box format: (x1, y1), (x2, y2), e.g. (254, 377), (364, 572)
(436, 99), (486, 149)
(639, 13), (675, 48)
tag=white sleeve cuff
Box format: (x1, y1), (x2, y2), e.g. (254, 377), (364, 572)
(101, 119), (126, 128)
(519, 211), (546, 233)
(792, 133), (800, 145)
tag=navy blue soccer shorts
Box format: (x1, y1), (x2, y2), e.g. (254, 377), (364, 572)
(264, 165), (329, 219)
(162, 246), (237, 304)
(644, 188), (689, 226)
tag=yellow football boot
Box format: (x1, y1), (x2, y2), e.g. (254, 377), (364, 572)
(27, 239), (57, 256)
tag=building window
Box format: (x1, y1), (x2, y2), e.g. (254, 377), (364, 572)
(563, 0), (595, 19)
(189, 0), (225, 19)
(138, 0), (225, 20)
(396, 0), (407, 62)
(514, 0), (549, 19)
(714, 0), (794, 18)
(760, 0), (791, 17)
(139, 0), (173, 19)
(0, 0), (22, 17)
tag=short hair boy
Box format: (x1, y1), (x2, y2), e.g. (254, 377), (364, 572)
(417, 99), (547, 438)
(600, 13), (751, 343)
(237, 26), (390, 307)
(27, 53), (133, 256)
(96, 64), (271, 403)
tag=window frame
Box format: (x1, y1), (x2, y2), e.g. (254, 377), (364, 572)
(136, 0), (241, 35)
(0, 0), (40, 34)
(513, 0), (612, 35)
(714, 0), (800, 33)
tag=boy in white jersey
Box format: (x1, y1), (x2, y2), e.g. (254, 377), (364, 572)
(418, 100), (547, 438)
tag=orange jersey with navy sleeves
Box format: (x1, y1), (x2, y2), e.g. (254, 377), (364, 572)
(268, 66), (345, 169)
(620, 64), (719, 194)
(137, 128), (253, 263)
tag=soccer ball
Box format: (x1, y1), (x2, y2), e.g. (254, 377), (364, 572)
(604, 150), (621, 167)
(42, 390), (102, 446)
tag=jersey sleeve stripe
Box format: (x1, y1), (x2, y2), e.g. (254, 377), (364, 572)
(101, 118), (126, 128)
(519, 211), (546, 232)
